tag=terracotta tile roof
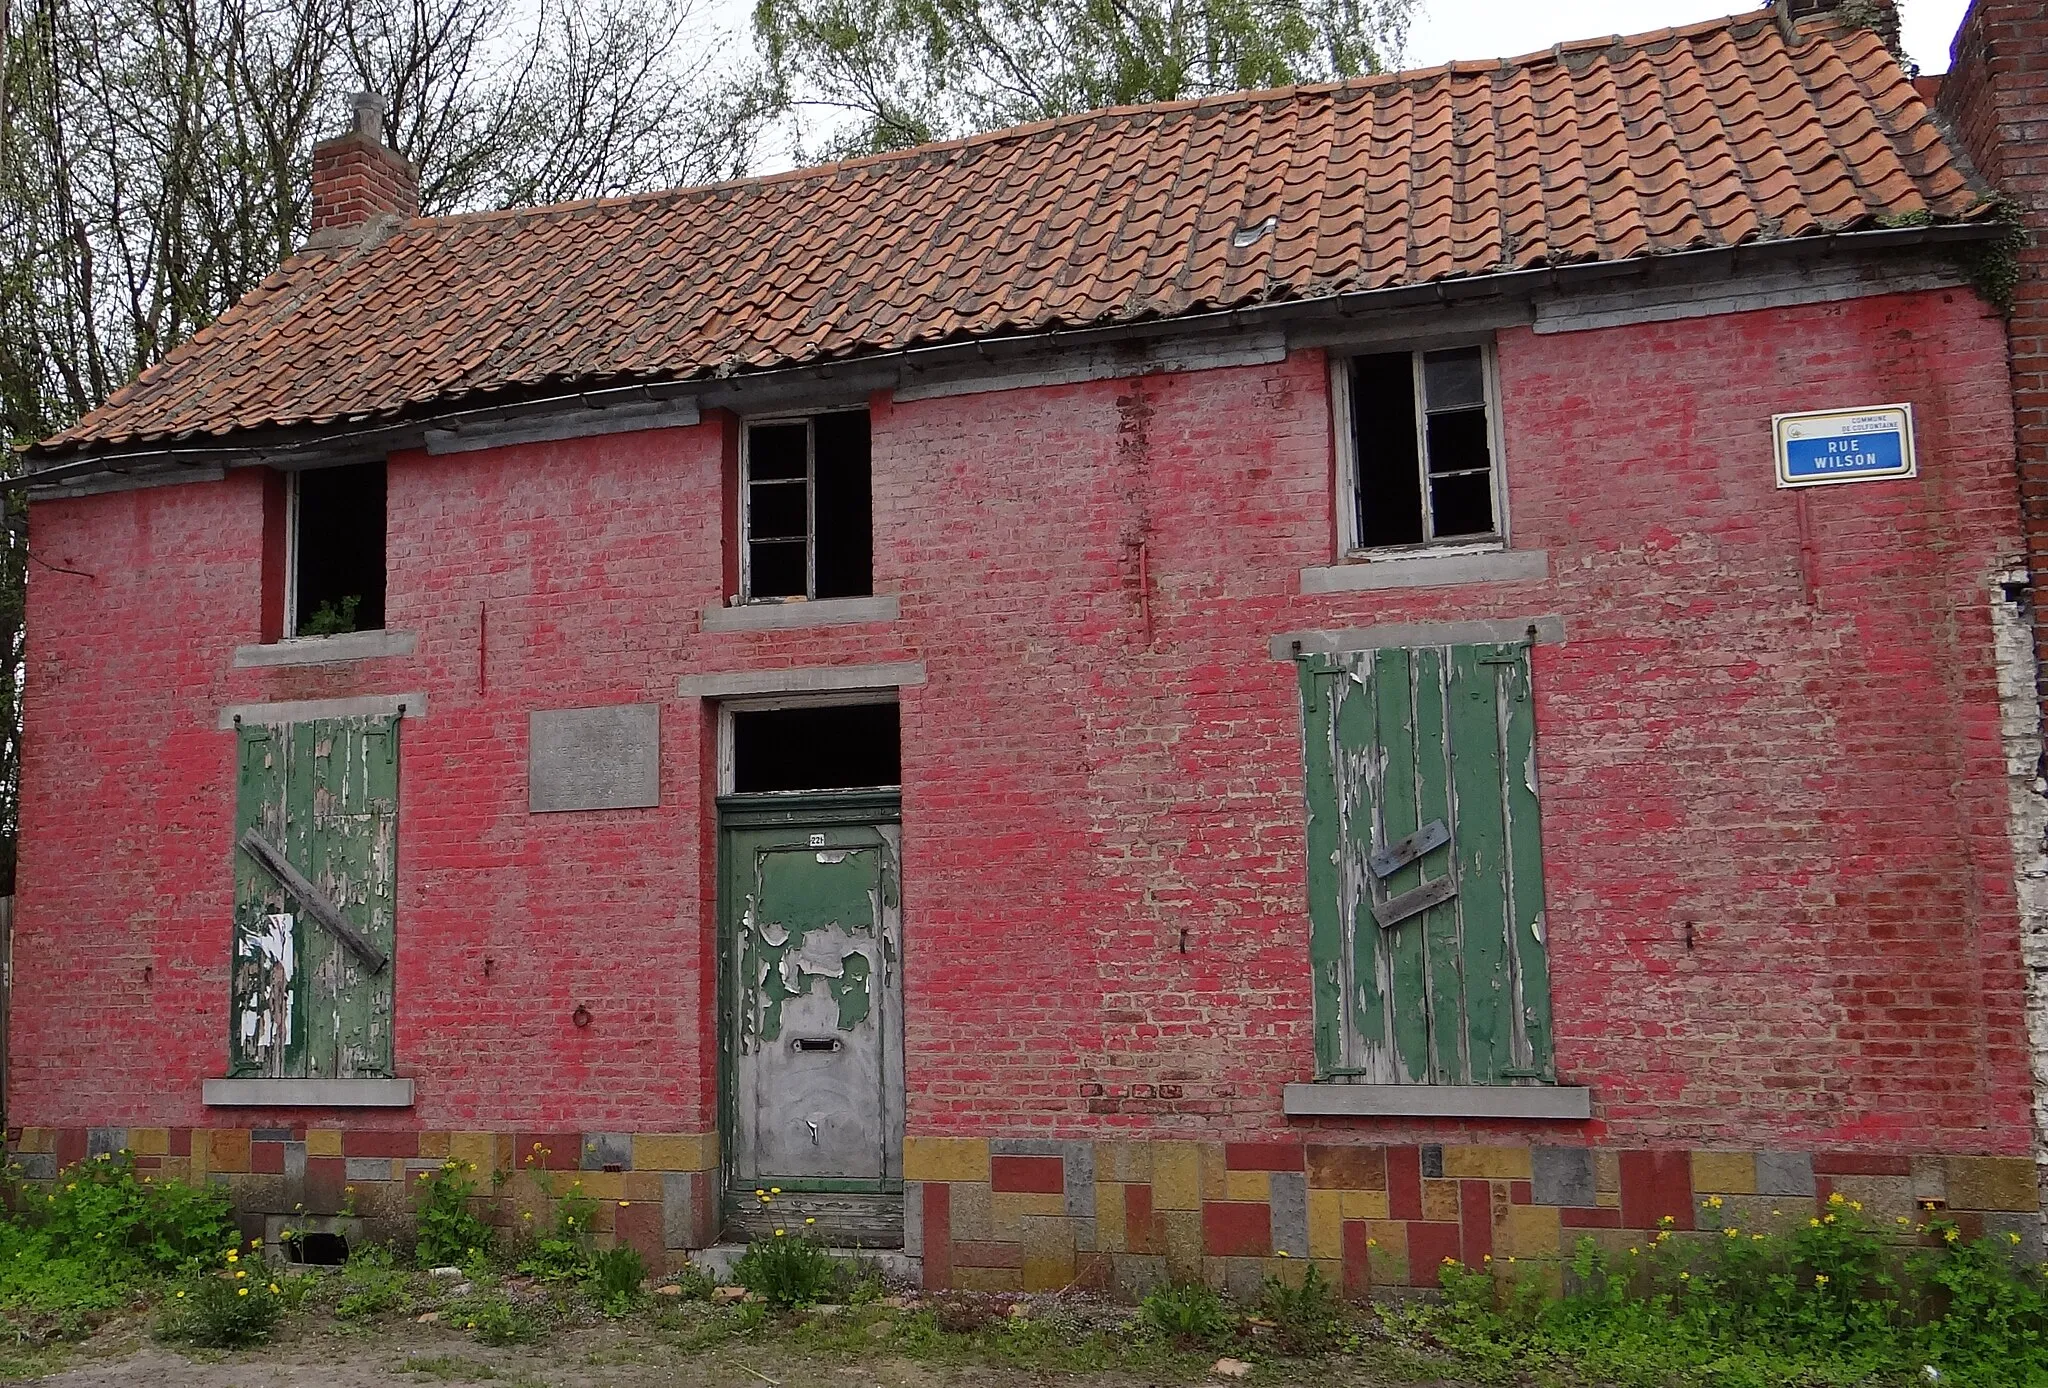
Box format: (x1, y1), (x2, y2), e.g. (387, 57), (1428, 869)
(43, 9), (1987, 456)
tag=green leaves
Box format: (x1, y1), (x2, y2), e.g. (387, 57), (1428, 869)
(753, 0), (1414, 158)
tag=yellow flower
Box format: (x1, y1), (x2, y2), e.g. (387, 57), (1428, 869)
(268, 1283), (280, 1293)
(775, 1228), (786, 1237)
(1704, 1196), (1724, 1210)
(1815, 1274), (1828, 1286)
(1724, 1228), (1739, 1238)
(1824, 1214), (1837, 1224)
(175, 1291), (185, 1299)
(2011, 1233), (2024, 1246)
(250, 1238), (261, 1247)
(619, 1201), (631, 1208)
(1628, 1248), (1639, 1256)
(1678, 1272), (1690, 1281)
(1481, 1255), (1491, 1264)
(226, 1251), (239, 1263)
(1850, 1201), (1863, 1213)
(1945, 1228), (1960, 1244)
(1810, 1219), (1822, 1228)
(1278, 1250), (1291, 1259)
(805, 1218), (816, 1226)
(755, 1189), (765, 1196)
(522, 1212), (532, 1220)
(1752, 1235), (1766, 1242)
(238, 1287), (249, 1297)
(771, 1187), (781, 1194)
(1897, 1216), (1912, 1225)
(1828, 1192), (1845, 1206)
(1367, 1239), (1378, 1249)
(235, 1270), (247, 1279)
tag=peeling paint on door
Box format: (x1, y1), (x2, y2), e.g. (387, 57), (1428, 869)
(231, 717), (398, 1079)
(725, 815), (904, 1237)
(1298, 643), (1554, 1087)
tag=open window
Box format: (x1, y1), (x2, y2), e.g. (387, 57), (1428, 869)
(741, 411), (871, 602)
(727, 701), (899, 794)
(287, 461), (386, 636)
(1341, 346), (1503, 553)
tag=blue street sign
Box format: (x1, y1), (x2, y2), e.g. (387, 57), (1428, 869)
(1773, 404), (1916, 488)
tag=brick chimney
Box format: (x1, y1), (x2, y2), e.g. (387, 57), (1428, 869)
(306, 93), (417, 248)
(1937, 0), (2048, 698)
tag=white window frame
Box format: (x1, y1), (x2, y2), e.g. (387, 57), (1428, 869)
(1332, 342), (1510, 560)
(739, 414), (818, 603)
(282, 471), (303, 637)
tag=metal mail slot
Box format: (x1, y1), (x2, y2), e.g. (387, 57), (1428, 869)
(791, 1037), (844, 1053)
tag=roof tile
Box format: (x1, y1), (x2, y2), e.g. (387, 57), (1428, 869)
(44, 11), (1988, 455)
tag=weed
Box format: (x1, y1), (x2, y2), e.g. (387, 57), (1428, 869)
(664, 1263), (717, 1301)
(588, 1244), (646, 1315)
(1259, 1261), (1342, 1353)
(446, 1290), (539, 1346)
(731, 1228), (841, 1308)
(415, 1160), (494, 1268)
(333, 1243), (413, 1319)
(927, 1293), (1001, 1334)
(514, 1169), (598, 1284)
(1140, 1279), (1232, 1344)
(156, 1242), (291, 1348)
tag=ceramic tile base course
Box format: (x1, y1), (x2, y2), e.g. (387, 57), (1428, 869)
(8, 1129), (2041, 1291)
(900, 1138), (2048, 1297)
(4, 1126), (721, 1274)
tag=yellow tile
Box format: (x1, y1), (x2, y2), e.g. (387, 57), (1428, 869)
(1596, 1190), (1621, 1209)
(1948, 1157), (2041, 1212)
(14, 1128), (53, 1156)
(902, 1137), (989, 1184)
(624, 1171), (664, 1201)
(1152, 1143), (1202, 1211)
(1594, 1151), (1620, 1194)
(991, 1191), (1064, 1240)
(1494, 1206), (1561, 1259)
(1444, 1146), (1532, 1181)
(633, 1133), (718, 1172)
(1340, 1190), (1390, 1221)
(954, 1266), (1024, 1292)
(1095, 1183), (1127, 1254)
(154, 1157), (191, 1185)
(1159, 1210), (1204, 1278)
(1225, 1171), (1270, 1203)
(1422, 1179), (1460, 1223)
(1098, 1140), (1150, 1184)
(306, 1129), (343, 1158)
(448, 1132), (498, 1174)
(573, 1172), (626, 1201)
(127, 1128), (169, 1157)
(1307, 1190), (1344, 1260)
(1691, 1151), (1757, 1196)
(417, 1132), (451, 1160)
(208, 1129), (251, 1175)
(1200, 1144), (1229, 1201)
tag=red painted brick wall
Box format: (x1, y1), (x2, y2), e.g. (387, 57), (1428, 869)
(12, 286), (2032, 1158)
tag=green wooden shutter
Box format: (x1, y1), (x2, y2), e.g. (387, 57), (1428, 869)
(230, 716), (398, 1079)
(1300, 642), (1554, 1085)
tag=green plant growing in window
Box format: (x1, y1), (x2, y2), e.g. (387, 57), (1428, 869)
(414, 1160), (493, 1269)
(298, 594), (361, 637)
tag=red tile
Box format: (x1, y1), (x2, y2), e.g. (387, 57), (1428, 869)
(990, 1154), (1063, 1194)
(250, 1141), (286, 1174)
(1386, 1145), (1423, 1221)
(1202, 1201), (1272, 1258)
(1408, 1220), (1464, 1287)
(168, 1128), (192, 1157)
(953, 1240), (1025, 1268)
(1342, 1219), (1372, 1300)
(1619, 1151), (1696, 1232)
(1460, 1180), (1494, 1263)
(343, 1130), (420, 1159)
(1510, 1181), (1533, 1206)
(1125, 1182), (1154, 1254)
(1225, 1141), (1304, 1172)
(921, 1183), (951, 1289)
(1560, 1207), (1624, 1228)
(1813, 1152), (1912, 1176)
(512, 1133), (579, 1171)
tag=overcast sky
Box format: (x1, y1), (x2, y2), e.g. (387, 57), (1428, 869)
(1405, 0), (1969, 74)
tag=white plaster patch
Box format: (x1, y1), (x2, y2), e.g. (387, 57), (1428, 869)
(1990, 568), (2048, 1189)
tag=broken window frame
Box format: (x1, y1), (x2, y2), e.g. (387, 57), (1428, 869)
(716, 692), (902, 798)
(282, 463), (387, 638)
(737, 411), (871, 603)
(1332, 342), (1509, 558)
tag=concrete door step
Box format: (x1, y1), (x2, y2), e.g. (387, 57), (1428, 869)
(687, 1242), (922, 1285)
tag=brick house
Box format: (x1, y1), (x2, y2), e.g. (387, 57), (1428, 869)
(11, 0), (2048, 1293)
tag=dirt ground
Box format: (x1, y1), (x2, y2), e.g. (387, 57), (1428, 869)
(15, 1314), (1467, 1388)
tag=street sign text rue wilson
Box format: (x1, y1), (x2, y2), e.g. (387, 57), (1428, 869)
(1773, 404), (1916, 488)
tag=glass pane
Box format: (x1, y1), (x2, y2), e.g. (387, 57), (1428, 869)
(1429, 472), (1496, 538)
(748, 481), (808, 540)
(1351, 354), (1424, 547)
(748, 540), (807, 597)
(1425, 410), (1490, 476)
(1422, 348), (1484, 411)
(748, 423), (809, 480)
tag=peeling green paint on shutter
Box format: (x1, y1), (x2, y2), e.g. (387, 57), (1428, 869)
(1300, 643), (1554, 1085)
(230, 717), (398, 1079)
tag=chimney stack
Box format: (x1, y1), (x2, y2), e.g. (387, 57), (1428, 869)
(306, 93), (418, 249)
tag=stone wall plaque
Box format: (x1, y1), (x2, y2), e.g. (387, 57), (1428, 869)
(529, 704), (661, 812)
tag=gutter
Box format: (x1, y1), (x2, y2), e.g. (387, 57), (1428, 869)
(15, 221), (2002, 492)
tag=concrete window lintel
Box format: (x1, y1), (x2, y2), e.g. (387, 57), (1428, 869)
(1283, 1082), (1592, 1120)
(700, 595), (900, 633)
(679, 661), (926, 700)
(233, 630), (417, 668)
(1302, 548), (1549, 595)
(202, 1077), (415, 1108)
(217, 692), (427, 730)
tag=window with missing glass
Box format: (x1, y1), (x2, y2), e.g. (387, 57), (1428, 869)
(742, 411), (872, 601)
(1343, 346), (1502, 552)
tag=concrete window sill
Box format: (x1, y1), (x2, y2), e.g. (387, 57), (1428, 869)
(1301, 549), (1548, 595)
(203, 1078), (415, 1108)
(233, 630), (417, 668)
(1283, 1082), (1591, 1120)
(700, 595), (899, 633)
